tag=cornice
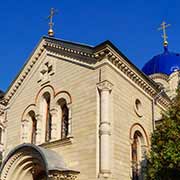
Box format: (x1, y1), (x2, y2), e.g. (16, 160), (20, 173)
(1, 38), (96, 106)
(3, 40), (47, 105)
(40, 136), (73, 149)
(1, 38), (171, 109)
(94, 46), (170, 108)
(149, 73), (169, 81)
(45, 39), (95, 59)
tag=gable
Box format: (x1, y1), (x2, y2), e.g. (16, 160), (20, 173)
(2, 37), (170, 108)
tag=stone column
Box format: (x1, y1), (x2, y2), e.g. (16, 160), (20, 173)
(36, 114), (42, 145)
(50, 108), (58, 140)
(97, 80), (113, 178)
(67, 104), (72, 137)
(22, 119), (29, 143)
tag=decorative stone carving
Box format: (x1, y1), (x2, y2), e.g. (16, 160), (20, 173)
(48, 172), (78, 180)
(38, 59), (55, 85)
(97, 80), (113, 92)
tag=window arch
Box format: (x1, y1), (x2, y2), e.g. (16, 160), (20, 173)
(21, 104), (38, 144)
(28, 111), (37, 144)
(130, 124), (149, 180)
(22, 87), (72, 144)
(57, 98), (69, 139)
(131, 131), (144, 180)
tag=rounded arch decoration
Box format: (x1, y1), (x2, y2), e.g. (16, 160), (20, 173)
(21, 104), (37, 121)
(21, 104), (38, 144)
(54, 91), (72, 105)
(0, 144), (79, 180)
(129, 123), (149, 180)
(35, 85), (55, 105)
(54, 91), (72, 139)
(129, 123), (149, 147)
(20, 85), (72, 145)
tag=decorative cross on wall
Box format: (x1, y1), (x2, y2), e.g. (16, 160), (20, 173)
(38, 60), (55, 84)
(40, 62), (53, 76)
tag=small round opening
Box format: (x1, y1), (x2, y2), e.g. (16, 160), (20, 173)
(134, 99), (143, 117)
(135, 99), (141, 110)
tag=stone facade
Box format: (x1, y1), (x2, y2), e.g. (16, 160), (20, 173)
(0, 37), (173, 180)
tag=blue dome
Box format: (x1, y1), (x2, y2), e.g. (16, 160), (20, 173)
(142, 46), (180, 75)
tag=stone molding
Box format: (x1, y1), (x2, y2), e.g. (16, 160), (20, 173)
(97, 80), (113, 92)
(3, 40), (46, 105)
(1, 38), (170, 110)
(48, 173), (78, 180)
(45, 39), (95, 58)
(40, 136), (73, 149)
(1, 152), (23, 180)
(94, 46), (170, 107)
(149, 73), (169, 81)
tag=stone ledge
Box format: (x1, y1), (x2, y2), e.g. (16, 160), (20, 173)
(40, 136), (73, 149)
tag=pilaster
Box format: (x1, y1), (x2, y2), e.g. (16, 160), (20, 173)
(50, 108), (58, 141)
(97, 80), (113, 179)
(36, 114), (42, 145)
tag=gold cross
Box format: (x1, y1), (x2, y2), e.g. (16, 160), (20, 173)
(158, 21), (170, 46)
(47, 8), (57, 37)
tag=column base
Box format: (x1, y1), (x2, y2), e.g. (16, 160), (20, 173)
(99, 171), (111, 179)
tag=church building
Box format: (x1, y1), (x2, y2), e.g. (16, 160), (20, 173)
(0, 19), (179, 180)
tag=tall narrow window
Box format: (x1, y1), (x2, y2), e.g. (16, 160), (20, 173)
(132, 132), (139, 180)
(58, 98), (69, 139)
(44, 93), (52, 142)
(29, 111), (37, 144)
(131, 131), (143, 180)
(61, 103), (69, 138)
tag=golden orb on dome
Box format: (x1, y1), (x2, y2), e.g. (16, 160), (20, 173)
(48, 29), (54, 37)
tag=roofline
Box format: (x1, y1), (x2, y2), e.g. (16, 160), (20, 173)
(2, 37), (169, 104)
(4, 36), (94, 98)
(5, 37), (45, 96)
(94, 40), (160, 92)
(43, 36), (94, 49)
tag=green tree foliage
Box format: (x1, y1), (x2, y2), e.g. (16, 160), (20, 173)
(145, 90), (180, 180)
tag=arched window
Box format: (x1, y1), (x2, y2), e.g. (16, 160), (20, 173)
(131, 131), (147, 180)
(43, 92), (52, 142)
(29, 111), (37, 144)
(130, 124), (149, 180)
(58, 98), (69, 139)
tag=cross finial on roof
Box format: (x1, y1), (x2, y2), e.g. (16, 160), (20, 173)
(47, 8), (57, 37)
(158, 21), (171, 47)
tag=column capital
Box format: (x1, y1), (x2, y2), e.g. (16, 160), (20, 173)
(35, 114), (42, 120)
(97, 80), (113, 91)
(50, 108), (58, 115)
(22, 119), (29, 123)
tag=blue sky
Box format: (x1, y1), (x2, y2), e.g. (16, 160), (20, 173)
(0, 0), (180, 91)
